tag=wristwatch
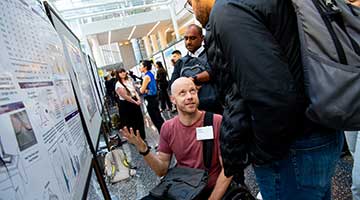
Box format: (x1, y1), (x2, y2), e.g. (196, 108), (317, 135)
(139, 146), (150, 156)
(191, 75), (199, 85)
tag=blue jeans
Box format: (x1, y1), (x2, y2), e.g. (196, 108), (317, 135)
(345, 131), (360, 200)
(253, 132), (343, 200)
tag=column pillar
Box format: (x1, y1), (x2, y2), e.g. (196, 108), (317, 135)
(88, 35), (105, 67)
(150, 34), (159, 53)
(158, 30), (167, 50)
(131, 38), (142, 63)
(143, 36), (152, 58)
(168, 2), (180, 41)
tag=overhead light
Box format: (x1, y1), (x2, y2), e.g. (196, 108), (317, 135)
(108, 31), (112, 45)
(124, 41), (129, 45)
(147, 21), (160, 36)
(165, 27), (171, 33)
(119, 42), (123, 46)
(128, 26), (136, 40)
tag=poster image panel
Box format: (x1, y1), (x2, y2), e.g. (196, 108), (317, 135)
(10, 110), (38, 152)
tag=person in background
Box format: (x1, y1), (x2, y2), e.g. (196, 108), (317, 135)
(171, 50), (182, 66)
(140, 60), (164, 133)
(104, 75), (113, 105)
(188, 0), (343, 199)
(155, 61), (172, 112)
(115, 68), (146, 140)
(129, 70), (143, 82)
(109, 71), (117, 105)
(121, 77), (232, 200)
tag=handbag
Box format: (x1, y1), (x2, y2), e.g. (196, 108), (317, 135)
(149, 112), (214, 200)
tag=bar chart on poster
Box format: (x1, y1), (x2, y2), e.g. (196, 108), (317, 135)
(0, 0), (92, 199)
(45, 4), (102, 148)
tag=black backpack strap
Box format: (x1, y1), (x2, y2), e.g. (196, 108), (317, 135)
(333, 11), (360, 57)
(203, 112), (214, 170)
(312, 0), (348, 64)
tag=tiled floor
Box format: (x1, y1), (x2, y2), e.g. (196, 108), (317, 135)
(87, 105), (354, 200)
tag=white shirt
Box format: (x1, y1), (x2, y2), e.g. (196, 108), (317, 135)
(188, 46), (205, 58)
(115, 80), (137, 100)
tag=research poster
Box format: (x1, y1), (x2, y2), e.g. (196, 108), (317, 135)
(0, 0), (92, 199)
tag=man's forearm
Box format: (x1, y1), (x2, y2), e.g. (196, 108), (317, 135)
(142, 152), (169, 177)
(196, 71), (210, 83)
(209, 169), (232, 200)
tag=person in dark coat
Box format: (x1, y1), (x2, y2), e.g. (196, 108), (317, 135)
(155, 61), (172, 112)
(187, 0), (343, 199)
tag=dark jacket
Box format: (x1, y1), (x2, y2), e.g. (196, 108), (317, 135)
(156, 68), (169, 90)
(205, 0), (332, 177)
(106, 77), (116, 97)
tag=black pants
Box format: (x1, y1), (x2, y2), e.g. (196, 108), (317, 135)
(145, 95), (164, 133)
(159, 87), (172, 110)
(118, 100), (146, 139)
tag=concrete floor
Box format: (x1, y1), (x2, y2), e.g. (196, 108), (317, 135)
(87, 104), (354, 200)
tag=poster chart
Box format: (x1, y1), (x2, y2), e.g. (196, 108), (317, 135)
(46, 5), (102, 148)
(0, 0), (92, 199)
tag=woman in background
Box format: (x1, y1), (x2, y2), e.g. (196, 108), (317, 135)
(140, 60), (164, 133)
(155, 61), (173, 112)
(115, 68), (146, 139)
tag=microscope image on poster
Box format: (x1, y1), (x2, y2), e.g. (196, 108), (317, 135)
(10, 110), (37, 152)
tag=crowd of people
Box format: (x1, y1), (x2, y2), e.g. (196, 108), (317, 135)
(102, 0), (360, 199)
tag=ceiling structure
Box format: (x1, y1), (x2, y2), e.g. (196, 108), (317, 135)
(48, 0), (178, 45)
(94, 19), (173, 45)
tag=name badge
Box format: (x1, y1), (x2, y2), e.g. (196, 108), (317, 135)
(196, 126), (214, 140)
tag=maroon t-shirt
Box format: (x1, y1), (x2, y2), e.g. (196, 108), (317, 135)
(158, 111), (222, 189)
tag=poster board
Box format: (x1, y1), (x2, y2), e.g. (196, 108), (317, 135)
(174, 39), (187, 56)
(0, 0), (92, 199)
(83, 53), (102, 113)
(88, 57), (105, 109)
(45, 3), (102, 148)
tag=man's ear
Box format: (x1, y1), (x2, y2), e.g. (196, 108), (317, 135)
(170, 95), (176, 105)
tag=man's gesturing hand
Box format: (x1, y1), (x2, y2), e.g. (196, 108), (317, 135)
(120, 126), (147, 152)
